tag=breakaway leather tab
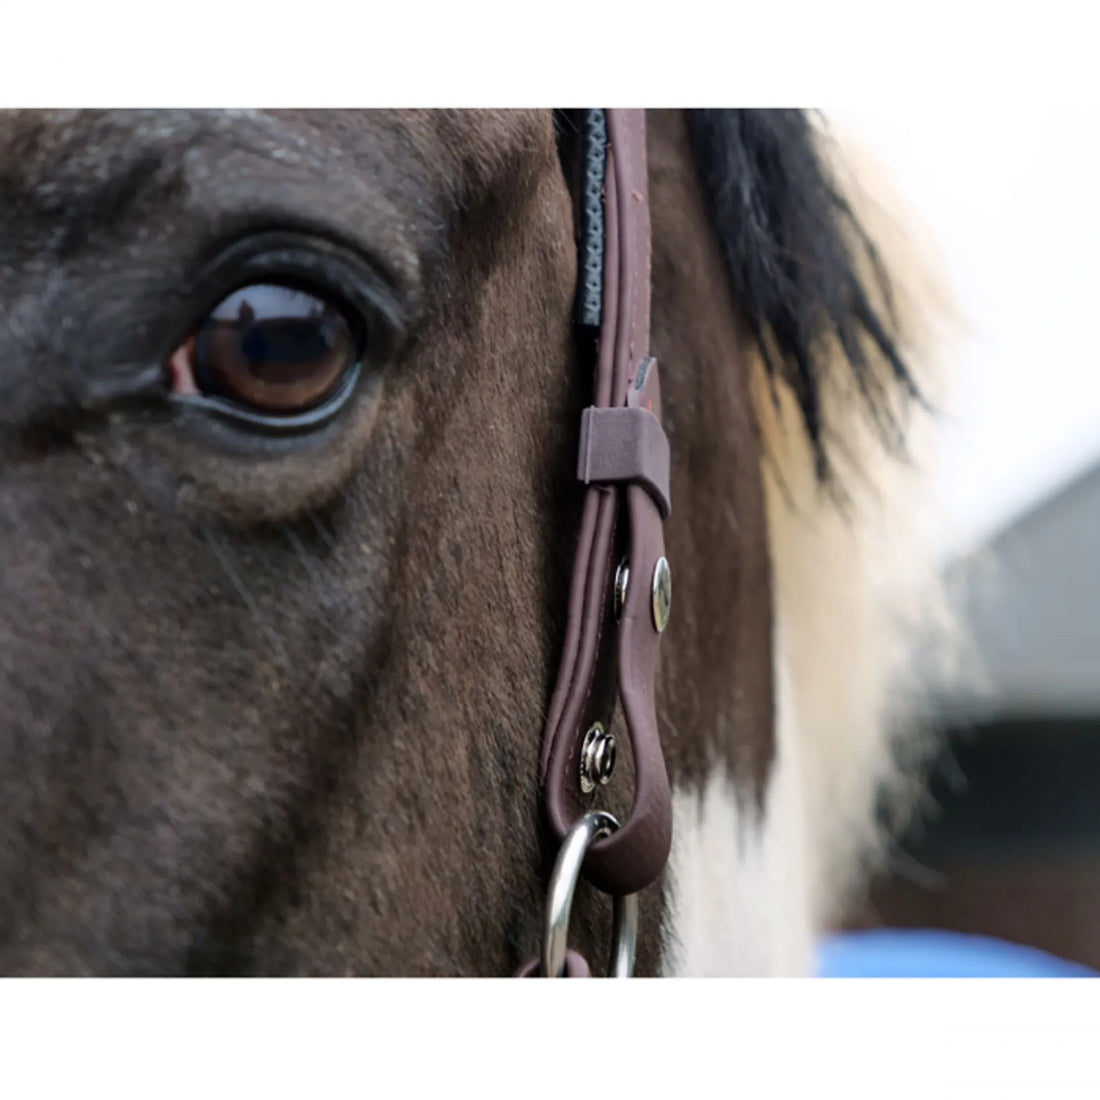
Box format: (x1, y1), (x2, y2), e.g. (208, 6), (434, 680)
(577, 397), (671, 519)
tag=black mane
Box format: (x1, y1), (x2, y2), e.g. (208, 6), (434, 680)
(686, 109), (920, 481)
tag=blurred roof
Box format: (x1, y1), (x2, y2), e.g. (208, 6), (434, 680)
(944, 458), (1100, 719)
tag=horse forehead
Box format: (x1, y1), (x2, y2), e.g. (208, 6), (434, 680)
(0, 110), (367, 190)
(0, 109), (547, 188)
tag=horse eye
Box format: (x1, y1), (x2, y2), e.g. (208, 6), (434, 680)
(169, 283), (362, 414)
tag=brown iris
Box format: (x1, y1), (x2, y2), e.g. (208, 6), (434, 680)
(170, 284), (360, 413)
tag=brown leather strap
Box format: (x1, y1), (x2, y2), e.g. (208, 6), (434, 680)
(539, 109), (672, 899)
(514, 950), (592, 978)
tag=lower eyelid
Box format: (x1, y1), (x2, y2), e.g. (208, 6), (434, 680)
(168, 360), (365, 435)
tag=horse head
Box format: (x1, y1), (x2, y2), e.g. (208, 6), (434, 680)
(0, 109), (950, 974)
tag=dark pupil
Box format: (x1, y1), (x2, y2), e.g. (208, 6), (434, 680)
(196, 284), (357, 412)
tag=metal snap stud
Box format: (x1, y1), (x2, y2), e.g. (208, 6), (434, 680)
(651, 556), (671, 633)
(579, 722), (617, 794)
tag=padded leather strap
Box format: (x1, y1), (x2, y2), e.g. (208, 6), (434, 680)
(539, 109), (672, 898)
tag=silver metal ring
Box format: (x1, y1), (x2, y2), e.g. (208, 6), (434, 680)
(541, 811), (639, 978)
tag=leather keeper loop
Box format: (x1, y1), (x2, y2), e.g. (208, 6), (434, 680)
(577, 405), (672, 519)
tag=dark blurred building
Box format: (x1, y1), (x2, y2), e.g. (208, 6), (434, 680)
(847, 459), (1100, 970)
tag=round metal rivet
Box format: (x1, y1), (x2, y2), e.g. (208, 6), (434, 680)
(579, 722), (617, 794)
(613, 558), (630, 621)
(651, 556), (671, 633)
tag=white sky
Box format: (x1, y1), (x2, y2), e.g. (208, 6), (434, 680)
(834, 107), (1100, 559)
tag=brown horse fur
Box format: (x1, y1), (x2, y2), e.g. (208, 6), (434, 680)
(0, 109), (953, 975)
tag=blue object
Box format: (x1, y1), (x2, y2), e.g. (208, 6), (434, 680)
(816, 929), (1098, 977)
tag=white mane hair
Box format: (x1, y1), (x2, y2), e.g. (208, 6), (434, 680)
(663, 119), (968, 975)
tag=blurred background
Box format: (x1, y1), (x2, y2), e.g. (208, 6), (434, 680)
(829, 107), (1100, 971)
